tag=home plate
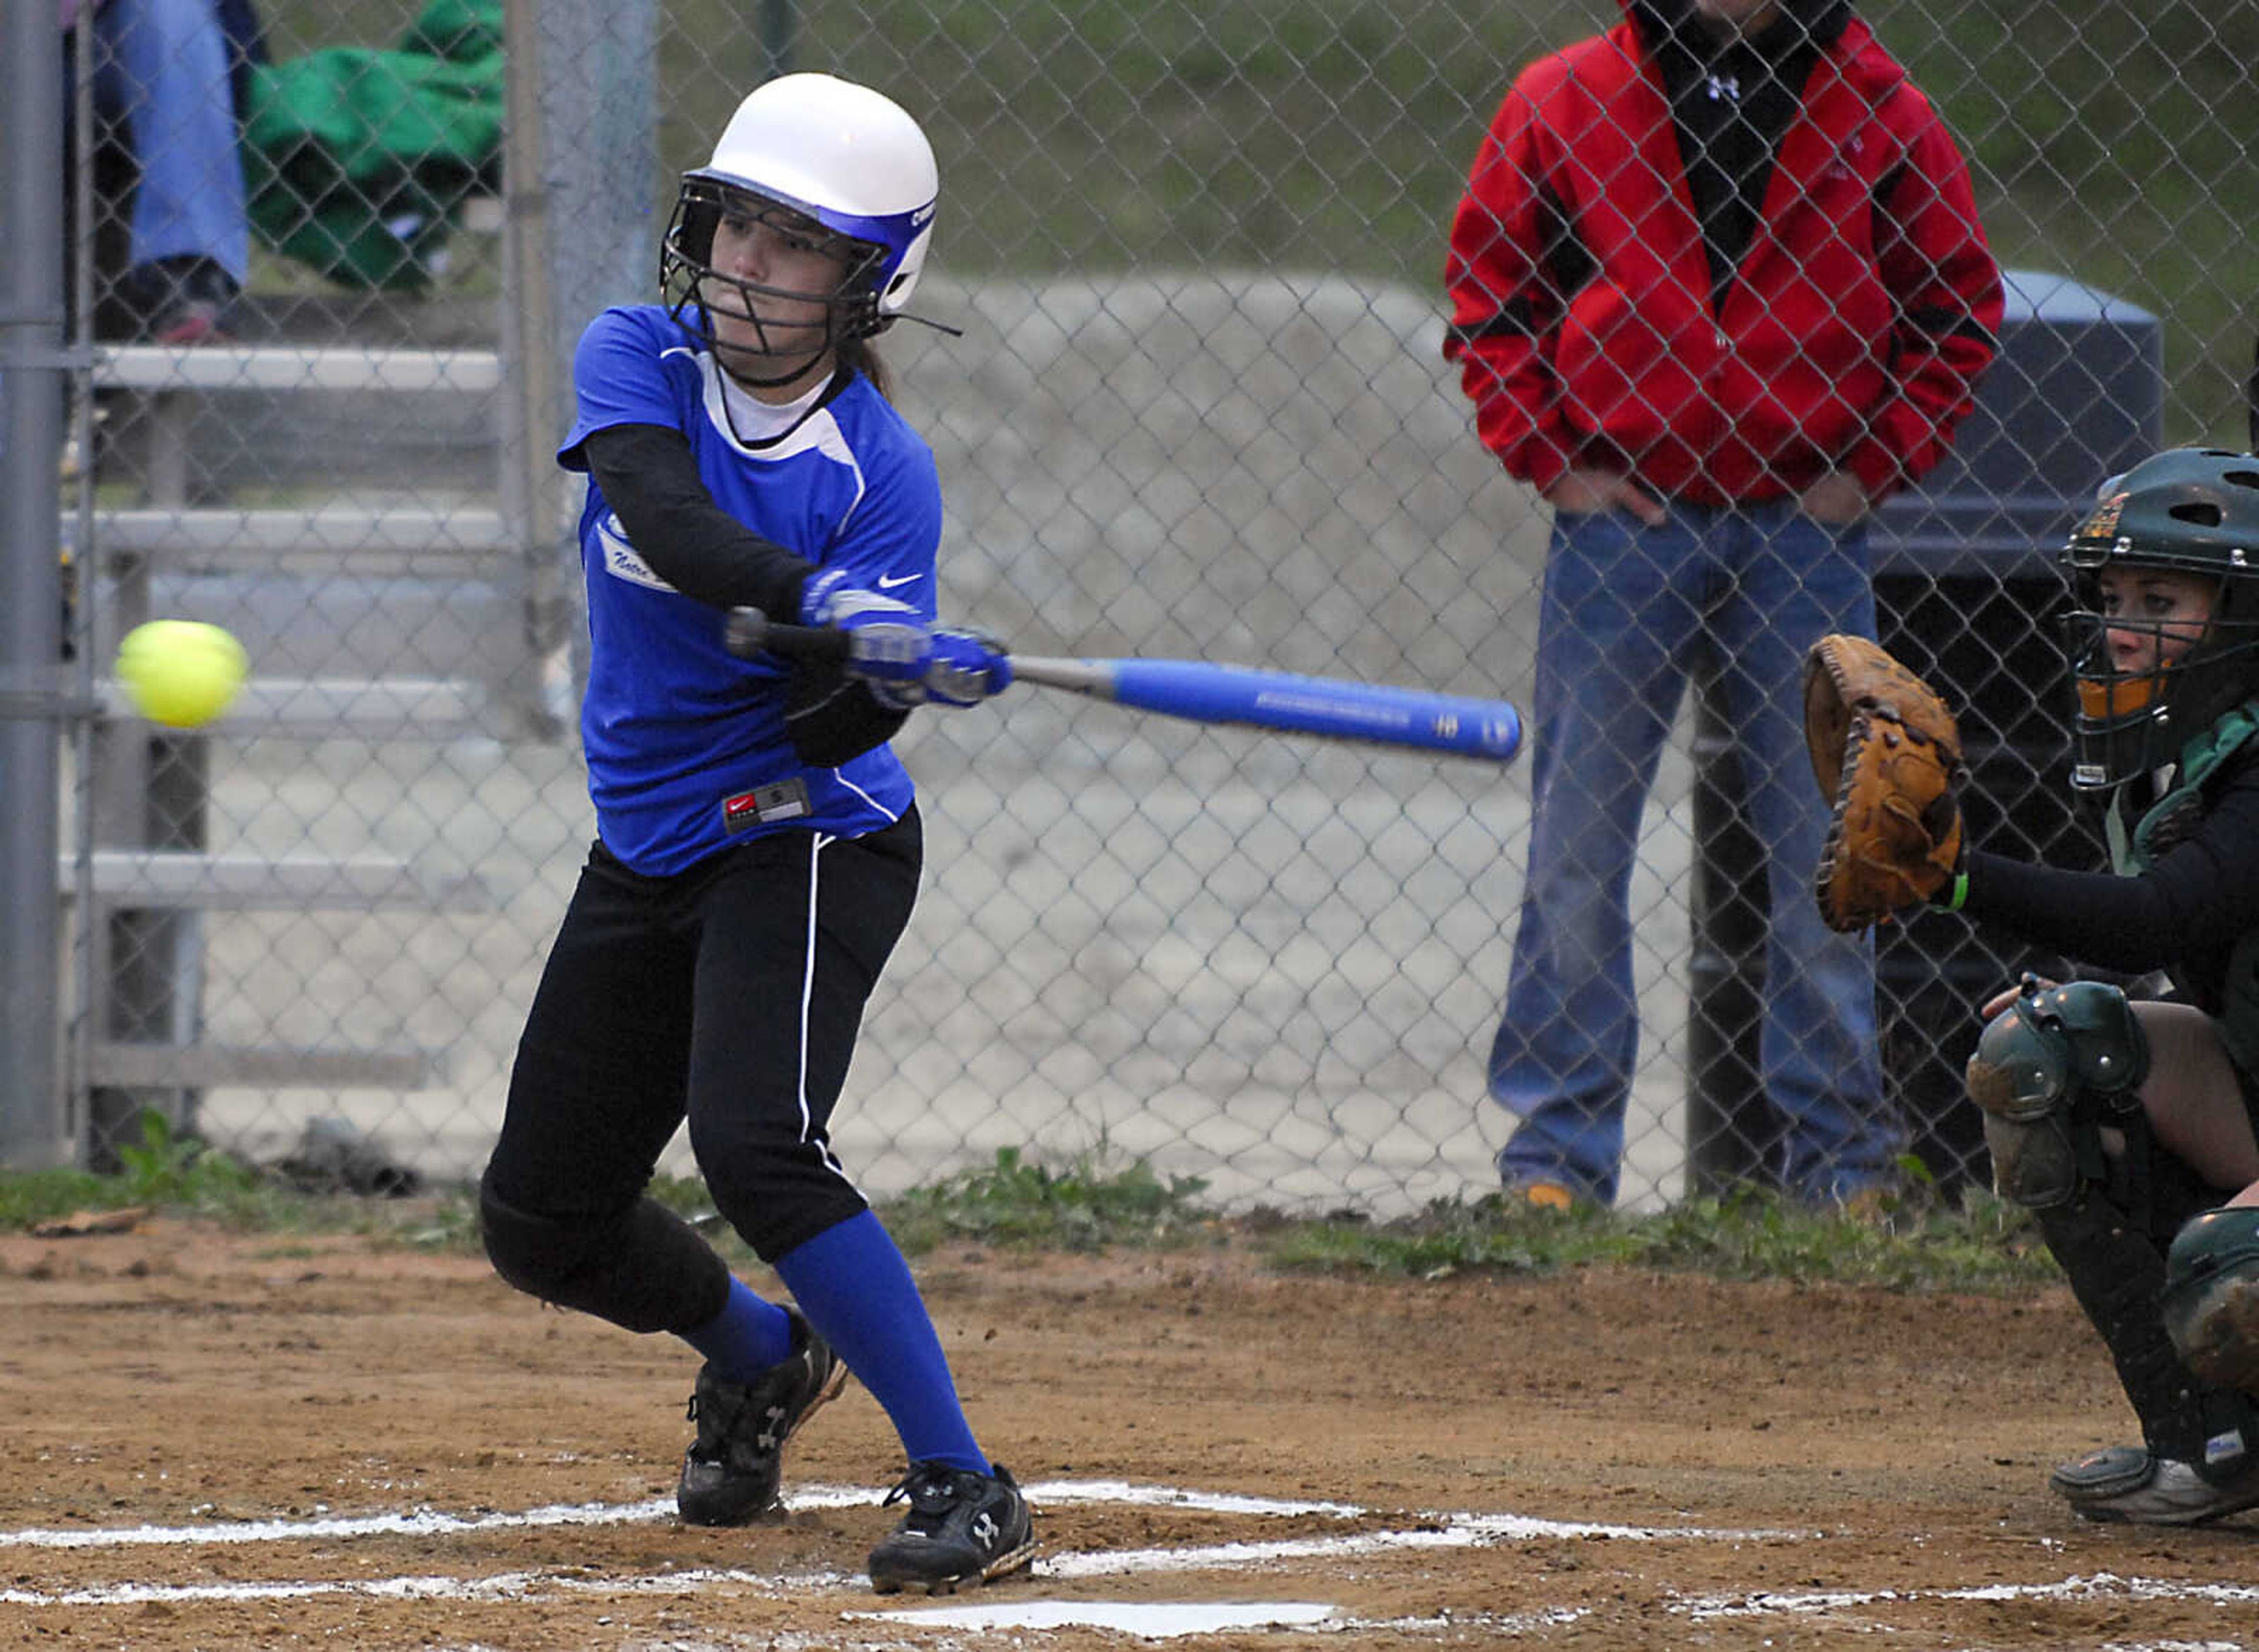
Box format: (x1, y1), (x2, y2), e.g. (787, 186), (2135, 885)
(849, 1600), (1337, 1636)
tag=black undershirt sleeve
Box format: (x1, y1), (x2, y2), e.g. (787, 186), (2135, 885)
(1958, 851), (2168, 972)
(576, 421), (909, 766)
(578, 422), (815, 619)
(781, 664), (911, 768)
(1960, 762), (2259, 975)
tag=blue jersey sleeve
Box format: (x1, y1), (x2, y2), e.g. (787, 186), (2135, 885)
(558, 308), (684, 471)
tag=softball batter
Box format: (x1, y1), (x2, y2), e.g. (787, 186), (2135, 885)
(476, 72), (1033, 1594)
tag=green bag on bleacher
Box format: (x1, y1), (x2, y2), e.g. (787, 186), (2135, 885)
(241, 0), (504, 291)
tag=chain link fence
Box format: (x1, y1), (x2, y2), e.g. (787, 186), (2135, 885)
(28, 0), (2259, 1211)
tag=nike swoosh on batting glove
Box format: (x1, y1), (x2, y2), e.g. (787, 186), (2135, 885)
(799, 570), (932, 697)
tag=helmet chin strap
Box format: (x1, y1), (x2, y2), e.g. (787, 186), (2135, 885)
(714, 339), (835, 395)
(889, 311), (965, 341)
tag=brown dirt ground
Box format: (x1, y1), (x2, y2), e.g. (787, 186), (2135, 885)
(4, 1214), (2257, 1650)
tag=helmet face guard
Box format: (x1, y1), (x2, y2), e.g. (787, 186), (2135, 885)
(2058, 448), (2259, 791)
(661, 181), (888, 385)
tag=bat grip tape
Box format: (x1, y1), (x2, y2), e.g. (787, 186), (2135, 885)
(725, 606), (849, 662)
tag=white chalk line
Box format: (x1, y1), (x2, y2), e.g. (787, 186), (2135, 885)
(0, 1476), (1792, 1554)
(1677, 1571), (2259, 1618)
(2, 1495), (681, 1551)
(0, 1477), (1785, 1613)
(5, 1480), (2244, 1638)
(0, 1564), (849, 1611)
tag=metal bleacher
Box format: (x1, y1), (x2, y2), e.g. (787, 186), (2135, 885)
(64, 244), (562, 1152)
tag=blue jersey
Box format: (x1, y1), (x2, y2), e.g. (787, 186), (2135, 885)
(559, 305), (938, 876)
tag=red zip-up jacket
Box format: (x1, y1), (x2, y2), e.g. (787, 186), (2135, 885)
(1444, 4), (2002, 507)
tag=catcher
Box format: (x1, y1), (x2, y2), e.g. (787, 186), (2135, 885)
(1807, 445), (2259, 1525)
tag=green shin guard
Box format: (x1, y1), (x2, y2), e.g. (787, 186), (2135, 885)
(2037, 1191), (2255, 1479)
(2164, 1207), (2259, 1398)
(1969, 979), (2257, 1483)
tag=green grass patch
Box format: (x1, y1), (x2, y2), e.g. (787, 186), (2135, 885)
(0, 1134), (2056, 1294)
(869, 1145), (2057, 1294)
(882, 1146), (1220, 1254)
(0, 1164), (122, 1230)
(1269, 1178), (2054, 1292)
(0, 1110), (475, 1246)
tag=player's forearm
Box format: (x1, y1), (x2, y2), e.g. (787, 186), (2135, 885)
(1959, 850), (2202, 977)
(582, 422), (816, 618)
(782, 664), (910, 766)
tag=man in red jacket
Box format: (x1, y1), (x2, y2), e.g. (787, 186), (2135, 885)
(1445, 0), (2002, 1208)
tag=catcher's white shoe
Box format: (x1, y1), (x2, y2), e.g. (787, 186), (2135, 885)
(2050, 1444), (2259, 1525)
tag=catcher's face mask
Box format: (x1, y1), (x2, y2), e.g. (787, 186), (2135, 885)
(2069, 565), (2214, 717)
(2061, 574), (2259, 789)
(2060, 448), (2259, 791)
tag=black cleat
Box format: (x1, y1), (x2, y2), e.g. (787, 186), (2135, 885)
(867, 1460), (1037, 1595)
(675, 1306), (845, 1526)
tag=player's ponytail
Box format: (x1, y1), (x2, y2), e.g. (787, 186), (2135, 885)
(842, 337), (893, 401)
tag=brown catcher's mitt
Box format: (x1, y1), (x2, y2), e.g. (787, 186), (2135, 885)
(1803, 634), (1967, 932)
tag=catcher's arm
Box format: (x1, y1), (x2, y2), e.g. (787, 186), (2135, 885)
(1803, 634), (1969, 932)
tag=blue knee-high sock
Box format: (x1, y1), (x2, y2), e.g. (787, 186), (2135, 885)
(678, 1276), (795, 1383)
(773, 1210), (990, 1476)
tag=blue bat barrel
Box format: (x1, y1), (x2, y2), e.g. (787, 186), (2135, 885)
(1093, 660), (1522, 762)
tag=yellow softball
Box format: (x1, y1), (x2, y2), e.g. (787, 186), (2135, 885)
(116, 620), (249, 728)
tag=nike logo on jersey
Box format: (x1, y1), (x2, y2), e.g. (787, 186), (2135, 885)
(875, 571), (923, 590)
(597, 511), (676, 593)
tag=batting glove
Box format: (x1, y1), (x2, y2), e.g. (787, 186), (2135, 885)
(922, 630), (1014, 707)
(800, 570), (932, 700)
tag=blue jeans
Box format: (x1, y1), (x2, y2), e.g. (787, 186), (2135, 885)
(92, 0), (249, 285)
(1490, 499), (1898, 1206)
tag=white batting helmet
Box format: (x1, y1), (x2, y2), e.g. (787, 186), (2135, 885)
(662, 73), (938, 344)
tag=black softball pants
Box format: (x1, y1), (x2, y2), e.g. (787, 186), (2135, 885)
(480, 810), (921, 1335)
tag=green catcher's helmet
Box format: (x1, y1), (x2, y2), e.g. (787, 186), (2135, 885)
(2060, 448), (2259, 791)
(2162, 1205), (2259, 1396)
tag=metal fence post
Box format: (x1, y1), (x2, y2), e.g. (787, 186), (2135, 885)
(528, 0), (658, 703)
(1, 0), (74, 1169)
(1683, 659), (1774, 1195)
(499, 0), (567, 738)
(537, 0), (657, 404)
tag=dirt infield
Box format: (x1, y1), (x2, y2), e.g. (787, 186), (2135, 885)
(5, 1217), (2256, 1650)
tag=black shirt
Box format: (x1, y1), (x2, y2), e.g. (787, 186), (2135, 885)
(1963, 752), (2259, 1014)
(1630, 0), (1851, 307)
